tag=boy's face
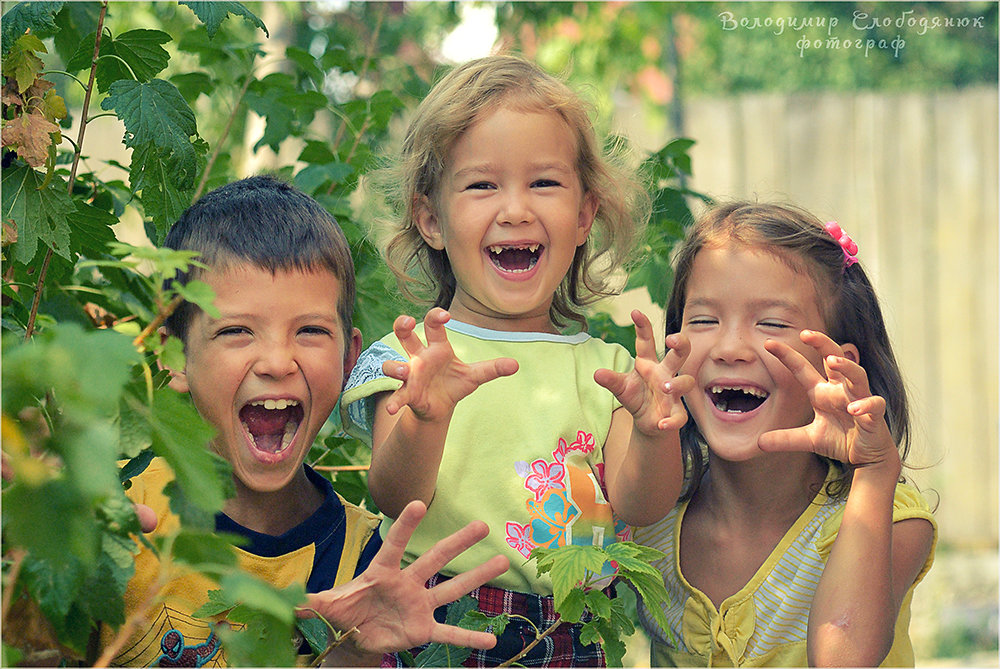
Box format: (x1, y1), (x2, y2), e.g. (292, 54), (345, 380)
(167, 266), (361, 494)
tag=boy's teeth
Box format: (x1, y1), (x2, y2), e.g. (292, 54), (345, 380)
(250, 399), (299, 410)
(281, 420), (298, 449)
(242, 419), (298, 452)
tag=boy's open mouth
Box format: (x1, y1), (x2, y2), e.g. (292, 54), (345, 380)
(708, 385), (768, 413)
(239, 399), (303, 454)
(487, 243), (542, 273)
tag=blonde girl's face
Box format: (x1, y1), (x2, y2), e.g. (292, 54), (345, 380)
(678, 242), (830, 462)
(415, 105), (597, 333)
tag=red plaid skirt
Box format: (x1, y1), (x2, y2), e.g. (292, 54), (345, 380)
(381, 573), (610, 667)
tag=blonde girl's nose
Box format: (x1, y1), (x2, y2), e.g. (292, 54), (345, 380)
(497, 188), (534, 226)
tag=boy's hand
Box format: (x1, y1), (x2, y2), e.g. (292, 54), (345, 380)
(381, 308), (518, 421)
(760, 330), (900, 471)
(298, 499), (509, 655)
(594, 310), (694, 436)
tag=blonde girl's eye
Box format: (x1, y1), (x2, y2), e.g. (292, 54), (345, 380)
(465, 181), (494, 191)
(532, 178), (561, 188)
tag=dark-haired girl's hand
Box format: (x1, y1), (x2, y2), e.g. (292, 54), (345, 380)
(760, 329), (900, 473)
(594, 310), (694, 435)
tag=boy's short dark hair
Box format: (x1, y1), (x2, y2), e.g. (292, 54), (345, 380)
(163, 175), (355, 345)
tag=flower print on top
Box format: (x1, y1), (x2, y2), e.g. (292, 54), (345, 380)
(511, 430), (624, 577)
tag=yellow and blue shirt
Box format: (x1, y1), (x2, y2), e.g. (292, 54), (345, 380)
(102, 457), (381, 667)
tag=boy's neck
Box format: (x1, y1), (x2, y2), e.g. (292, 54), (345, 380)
(222, 467), (325, 536)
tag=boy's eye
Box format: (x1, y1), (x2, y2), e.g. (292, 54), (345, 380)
(759, 321), (792, 330)
(298, 326), (332, 336)
(686, 317), (717, 327)
(216, 326), (251, 337)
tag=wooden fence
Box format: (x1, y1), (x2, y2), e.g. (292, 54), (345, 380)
(614, 86), (998, 548)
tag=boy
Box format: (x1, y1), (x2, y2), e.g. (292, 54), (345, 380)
(103, 176), (507, 666)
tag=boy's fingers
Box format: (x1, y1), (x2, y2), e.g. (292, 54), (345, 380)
(135, 503), (158, 533)
(372, 500), (426, 567)
(407, 519), (492, 584)
(427, 554), (509, 608)
(430, 624), (498, 650)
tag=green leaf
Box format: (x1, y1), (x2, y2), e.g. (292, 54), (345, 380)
(179, 1), (268, 39)
(102, 29), (171, 85)
(69, 199), (118, 259)
(120, 450), (155, 487)
(193, 588), (236, 618)
(217, 573), (304, 624)
(158, 334), (186, 376)
(215, 611), (296, 667)
(558, 586), (586, 623)
(295, 616), (329, 656)
(170, 71), (214, 102)
(1, 164), (74, 264)
(172, 529), (239, 571)
(146, 389), (228, 515)
(4, 480), (99, 565)
(530, 544), (606, 610)
(128, 143), (198, 244)
(3, 32), (47, 92)
(173, 279), (219, 318)
(101, 78), (197, 165)
(1, 3), (62, 59)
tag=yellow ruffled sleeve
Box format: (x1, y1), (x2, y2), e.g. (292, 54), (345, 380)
(816, 482), (937, 585)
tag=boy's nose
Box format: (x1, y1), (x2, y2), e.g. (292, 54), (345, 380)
(253, 343), (298, 378)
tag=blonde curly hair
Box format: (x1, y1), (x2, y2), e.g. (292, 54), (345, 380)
(367, 54), (650, 329)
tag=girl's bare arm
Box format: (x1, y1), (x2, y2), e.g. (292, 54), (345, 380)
(367, 309), (517, 518)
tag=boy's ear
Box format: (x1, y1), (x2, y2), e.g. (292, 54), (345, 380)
(342, 327), (363, 390)
(576, 191), (598, 246)
(413, 195), (445, 250)
(841, 342), (860, 364)
(157, 327), (190, 394)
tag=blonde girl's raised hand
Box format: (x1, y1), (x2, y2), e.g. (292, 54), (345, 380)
(594, 310), (694, 435)
(381, 308), (519, 422)
(760, 329), (900, 472)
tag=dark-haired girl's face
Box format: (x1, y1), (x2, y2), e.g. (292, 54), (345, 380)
(678, 243), (828, 462)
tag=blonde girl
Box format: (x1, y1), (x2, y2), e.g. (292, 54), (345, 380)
(342, 55), (693, 666)
(633, 202), (937, 667)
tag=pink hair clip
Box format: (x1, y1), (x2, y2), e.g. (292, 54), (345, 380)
(824, 221), (859, 268)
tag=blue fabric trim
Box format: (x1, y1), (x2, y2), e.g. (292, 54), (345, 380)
(213, 465), (380, 593)
(445, 319), (592, 344)
(343, 341), (407, 440)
